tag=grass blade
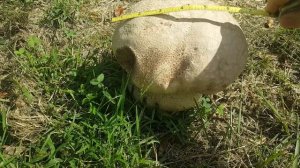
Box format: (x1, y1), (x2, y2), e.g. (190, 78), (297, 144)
(293, 115), (300, 168)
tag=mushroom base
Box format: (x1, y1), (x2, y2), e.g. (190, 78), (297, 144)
(133, 86), (202, 112)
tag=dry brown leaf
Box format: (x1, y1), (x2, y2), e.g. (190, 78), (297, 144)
(0, 91), (8, 99)
(114, 6), (125, 17)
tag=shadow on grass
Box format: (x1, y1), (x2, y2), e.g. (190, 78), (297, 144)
(54, 51), (253, 167)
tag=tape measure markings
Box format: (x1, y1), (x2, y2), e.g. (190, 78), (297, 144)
(112, 5), (270, 22)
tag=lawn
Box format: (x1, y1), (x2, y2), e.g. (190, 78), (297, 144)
(0, 0), (299, 167)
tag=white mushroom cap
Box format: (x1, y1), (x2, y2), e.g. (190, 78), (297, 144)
(112, 0), (248, 111)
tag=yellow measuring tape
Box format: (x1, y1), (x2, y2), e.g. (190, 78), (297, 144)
(112, 5), (270, 22)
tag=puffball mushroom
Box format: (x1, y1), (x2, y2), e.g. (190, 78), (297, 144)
(112, 0), (248, 112)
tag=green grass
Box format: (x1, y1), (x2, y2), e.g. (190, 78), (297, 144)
(0, 0), (300, 167)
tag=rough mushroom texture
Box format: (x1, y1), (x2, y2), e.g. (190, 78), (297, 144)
(112, 0), (248, 111)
